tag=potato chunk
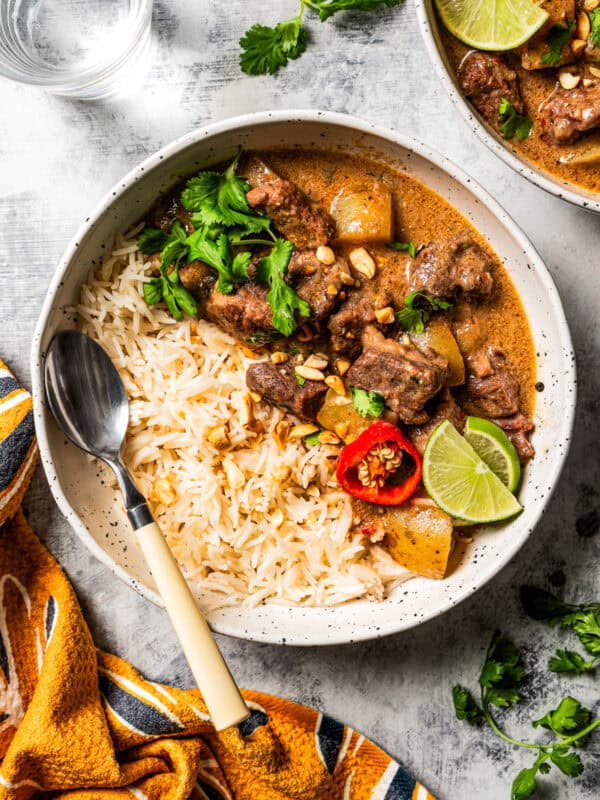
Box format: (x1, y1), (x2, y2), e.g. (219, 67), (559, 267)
(520, 0), (575, 70)
(330, 182), (393, 244)
(316, 389), (371, 440)
(382, 503), (455, 579)
(411, 317), (465, 386)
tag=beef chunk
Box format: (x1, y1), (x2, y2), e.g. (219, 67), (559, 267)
(328, 250), (411, 358)
(246, 361), (327, 421)
(491, 412), (535, 462)
(466, 348), (520, 417)
(408, 390), (467, 455)
(458, 52), (523, 127)
(205, 282), (276, 340)
(520, 0), (575, 71)
(288, 250), (349, 323)
(246, 180), (336, 249)
(409, 234), (494, 301)
(150, 193), (193, 235)
(540, 84), (600, 145)
(346, 327), (450, 425)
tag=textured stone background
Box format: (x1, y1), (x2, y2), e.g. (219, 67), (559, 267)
(1, 1), (599, 797)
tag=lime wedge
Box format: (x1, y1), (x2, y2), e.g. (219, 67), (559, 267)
(434, 0), (549, 51)
(464, 416), (521, 492)
(423, 420), (522, 524)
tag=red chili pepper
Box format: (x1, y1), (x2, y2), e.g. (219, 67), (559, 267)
(336, 421), (422, 506)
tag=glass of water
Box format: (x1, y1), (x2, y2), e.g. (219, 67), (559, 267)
(0, 0), (152, 99)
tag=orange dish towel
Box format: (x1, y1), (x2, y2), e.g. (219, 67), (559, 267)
(0, 361), (436, 800)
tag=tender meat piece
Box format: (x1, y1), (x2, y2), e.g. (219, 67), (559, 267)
(466, 348), (520, 418)
(408, 390), (467, 455)
(328, 250), (411, 358)
(246, 361), (327, 421)
(451, 302), (485, 357)
(520, 0), (575, 71)
(491, 412), (535, 462)
(205, 282), (276, 340)
(346, 327), (450, 425)
(409, 234), (494, 302)
(178, 261), (214, 295)
(150, 192), (193, 234)
(246, 180), (336, 249)
(287, 250), (349, 322)
(458, 51), (523, 126)
(540, 84), (600, 145)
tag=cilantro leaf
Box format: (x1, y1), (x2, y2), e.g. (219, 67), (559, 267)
(533, 697), (591, 737)
(541, 20), (575, 66)
(295, 372), (306, 386)
(240, 17), (308, 76)
(520, 585), (578, 626)
(570, 610), (600, 656)
(387, 240), (416, 258)
(350, 386), (385, 418)
(452, 685), (482, 724)
(186, 232), (250, 295)
(304, 430), (322, 446)
(256, 239), (310, 336)
(181, 152), (271, 234)
(511, 767), (538, 800)
(395, 290), (453, 334)
(549, 649), (597, 674)
(143, 277), (164, 305)
(314, 0), (402, 23)
(591, 8), (600, 48)
(550, 748), (584, 777)
(138, 227), (170, 254)
(498, 98), (533, 142)
(479, 631), (524, 709)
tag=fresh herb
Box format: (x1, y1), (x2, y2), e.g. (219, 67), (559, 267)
(240, 0), (402, 76)
(141, 221), (198, 321)
(541, 20), (575, 66)
(387, 241), (416, 258)
(246, 331), (280, 346)
(256, 239), (311, 337)
(295, 372), (306, 386)
(137, 227), (171, 254)
(304, 430), (322, 445)
(395, 290), (453, 334)
(498, 99), (533, 142)
(452, 630), (600, 799)
(187, 231), (251, 294)
(591, 8), (600, 48)
(350, 386), (385, 418)
(521, 585), (600, 673)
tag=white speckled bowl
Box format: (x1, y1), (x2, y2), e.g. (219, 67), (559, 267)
(415, 0), (600, 214)
(32, 111), (576, 645)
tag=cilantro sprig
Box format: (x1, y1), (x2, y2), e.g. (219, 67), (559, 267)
(240, 0), (403, 76)
(453, 630), (600, 799)
(591, 9), (600, 48)
(387, 240), (416, 258)
(350, 386), (384, 417)
(541, 20), (575, 66)
(256, 239), (311, 337)
(395, 290), (452, 334)
(521, 585), (600, 674)
(141, 222), (198, 321)
(498, 99), (533, 142)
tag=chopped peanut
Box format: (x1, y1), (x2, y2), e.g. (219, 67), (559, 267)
(375, 306), (395, 324)
(339, 271), (354, 285)
(319, 430), (341, 445)
(571, 39), (587, 56)
(577, 11), (590, 40)
(584, 0), (599, 10)
(326, 284), (339, 296)
(249, 391), (263, 403)
(304, 353), (328, 370)
(152, 477), (177, 507)
(336, 359), (351, 376)
(289, 423), (320, 440)
(295, 364), (325, 381)
(271, 508), (285, 528)
(270, 351), (289, 364)
(316, 245), (336, 265)
(241, 345), (261, 359)
(223, 458), (245, 489)
(207, 424), (230, 449)
(334, 421), (349, 439)
(325, 374), (346, 396)
(272, 465), (291, 483)
(273, 419), (291, 449)
(230, 391), (252, 425)
(349, 247), (376, 279)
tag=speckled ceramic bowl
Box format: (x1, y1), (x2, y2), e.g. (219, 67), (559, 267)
(32, 111), (576, 645)
(416, 0), (600, 214)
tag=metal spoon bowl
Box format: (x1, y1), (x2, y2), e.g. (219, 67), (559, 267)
(44, 330), (248, 730)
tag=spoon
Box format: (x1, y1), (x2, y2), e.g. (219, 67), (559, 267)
(44, 329), (249, 731)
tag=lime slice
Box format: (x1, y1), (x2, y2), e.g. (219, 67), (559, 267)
(423, 420), (522, 524)
(434, 0), (549, 51)
(463, 416), (521, 492)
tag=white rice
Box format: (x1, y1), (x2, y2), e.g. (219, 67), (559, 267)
(77, 229), (412, 609)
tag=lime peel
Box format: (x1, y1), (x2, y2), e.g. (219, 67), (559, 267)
(464, 416), (521, 492)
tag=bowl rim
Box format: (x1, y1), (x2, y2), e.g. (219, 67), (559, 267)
(414, 0), (600, 215)
(31, 109), (577, 644)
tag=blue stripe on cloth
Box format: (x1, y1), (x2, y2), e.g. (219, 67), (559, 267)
(316, 714), (345, 774)
(45, 596), (57, 646)
(0, 410), (34, 491)
(0, 628), (9, 680)
(238, 708), (268, 738)
(98, 673), (182, 736)
(0, 377), (19, 400)
(383, 765), (417, 800)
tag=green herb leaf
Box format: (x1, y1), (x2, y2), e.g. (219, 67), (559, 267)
(533, 697), (591, 737)
(452, 685), (482, 724)
(479, 631), (524, 709)
(569, 610), (600, 656)
(519, 585), (577, 626)
(511, 767), (538, 800)
(171, 282), (198, 318)
(541, 20), (575, 66)
(160, 238), (189, 276)
(549, 649), (597, 674)
(387, 240), (416, 258)
(256, 239), (310, 336)
(591, 8), (600, 48)
(549, 748), (584, 777)
(350, 386), (385, 418)
(186, 232), (250, 295)
(143, 278), (164, 305)
(395, 290), (453, 334)
(138, 227), (170, 254)
(498, 98), (533, 142)
(314, 0), (402, 22)
(240, 17), (308, 76)
(246, 331), (280, 346)
(304, 430), (322, 446)
(295, 372), (306, 386)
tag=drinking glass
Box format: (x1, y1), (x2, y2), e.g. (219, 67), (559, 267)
(0, 0), (153, 99)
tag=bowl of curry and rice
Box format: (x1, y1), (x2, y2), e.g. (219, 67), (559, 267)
(32, 111), (575, 644)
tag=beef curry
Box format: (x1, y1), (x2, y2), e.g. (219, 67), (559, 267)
(139, 147), (536, 579)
